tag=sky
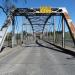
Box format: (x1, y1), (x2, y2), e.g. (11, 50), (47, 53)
(0, 0), (75, 32)
(15, 0), (75, 22)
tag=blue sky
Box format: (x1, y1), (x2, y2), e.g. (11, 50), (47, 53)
(0, 0), (75, 32)
(18, 0), (75, 22)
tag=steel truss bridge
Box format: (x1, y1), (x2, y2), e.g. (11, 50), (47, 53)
(0, 7), (75, 51)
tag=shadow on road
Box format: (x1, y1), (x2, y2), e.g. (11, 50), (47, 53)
(36, 40), (75, 57)
(22, 42), (42, 47)
(0, 46), (5, 53)
(23, 45), (41, 47)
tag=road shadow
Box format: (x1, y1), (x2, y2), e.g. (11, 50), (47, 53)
(22, 45), (41, 47)
(36, 40), (75, 57)
(22, 42), (42, 47)
(0, 46), (5, 53)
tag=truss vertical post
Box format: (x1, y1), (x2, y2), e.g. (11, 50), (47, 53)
(53, 16), (56, 44)
(33, 31), (35, 40)
(42, 32), (44, 39)
(12, 17), (16, 47)
(62, 16), (65, 48)
(21, 24), (23, 44)
(47, 28), (48, 39)
(45, 28), (48, 40)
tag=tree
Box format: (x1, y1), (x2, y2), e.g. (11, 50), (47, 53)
(0, 0), (27, 15)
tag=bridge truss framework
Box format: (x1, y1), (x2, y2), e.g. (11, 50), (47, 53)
(11, 7), (75, 48)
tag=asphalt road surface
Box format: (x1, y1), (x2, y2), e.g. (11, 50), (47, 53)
(0, 40), (75, 75)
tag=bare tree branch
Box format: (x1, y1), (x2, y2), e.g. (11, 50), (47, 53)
(0, 0), (27, 16)
(0, 6), (7, 15)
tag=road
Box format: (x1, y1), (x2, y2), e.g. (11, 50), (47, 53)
(0, 40), (75, 75)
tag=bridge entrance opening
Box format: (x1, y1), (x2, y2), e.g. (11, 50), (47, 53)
(0, 7), (75, 51)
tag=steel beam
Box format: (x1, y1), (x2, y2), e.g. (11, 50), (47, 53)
(12, 17), (16, 47)
(62, 16), (65, 48)
(25, 16), (34, 33)
(53, 16), (56, 44)
(21, 24), (23, 44)
(42, 15), (51, 33)
(14, 8), (62, 16)
(63, 14), (75, 46)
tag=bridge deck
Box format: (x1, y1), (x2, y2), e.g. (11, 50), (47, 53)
(0, 40), (75, 75)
